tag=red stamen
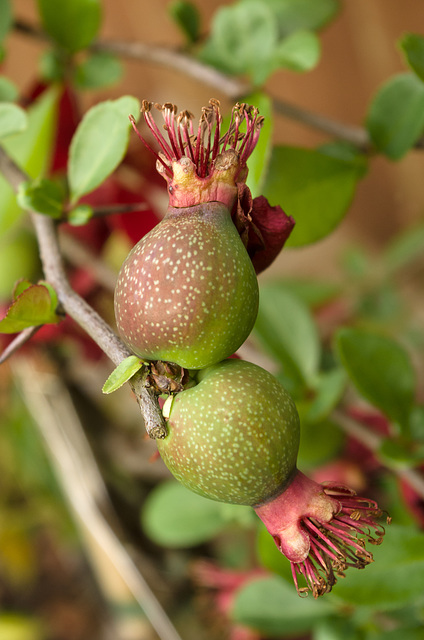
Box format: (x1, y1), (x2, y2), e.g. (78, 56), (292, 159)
(129, 116), (172, 177)
(162, 104), (181, 160)
(145, 106), (174, 161)
(304, 519), (343, 560)
(211, 100), (222, 160)
(255, 471), (388, 598)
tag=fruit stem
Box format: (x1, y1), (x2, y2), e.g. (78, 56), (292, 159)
(130, 369), (168, 439)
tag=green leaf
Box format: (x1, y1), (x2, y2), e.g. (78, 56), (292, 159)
(67, 204), (93, 226)
(243, 91), (273, 197)
(0, 76), (19, 102)
(68, 95), (140, 204)
(378, 438), (424, 469)
(16, 178), (64, 218)
(306, 368), (347, 423)
(318, 140), (368, 177)
(0, 232), (40, 303)
(168, 0), (200, 44)
(314, 618), (363, 640)
(375, 475), (416, 528)
(398, 32), (424, 82)
(232, 575), (333, 636)
(37, 0), (102, 53)
(297, 414), (344, 469)
(39, 49), (67, 83)
(13, 279), (33, 300)
(200, 0), (334, 84)
(263, 146), (363, 246)
(332, 525), (424, 608)
(0, 283), (61, 333)
(336, 328), (415, 429)
(199, 0), (278, 85)
(366, 72), (424, 160)
(37, 280), (59, 314)
(409, 405), (424, 443)
(359, 282), (404, 326)
(0, 86), (60, 235)
(367, 626), (424, 640)
(275, 278), (341, 309)
(102, 356), (144, 394)
(0, 0), (12, 44)
(142, 480), (252, 547)
(260, 0), (340, 36)
(383, 221), (424, 273)
(254, 282), (320, 386)
(0, 103), (27, 138)
(275, 30), (321, 72)
(341, 245), (371, 278)
(74, 51), (123, 90)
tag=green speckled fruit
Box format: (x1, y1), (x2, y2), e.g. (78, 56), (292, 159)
(114, 203), (259, 369)
(157, 359), (300, 505)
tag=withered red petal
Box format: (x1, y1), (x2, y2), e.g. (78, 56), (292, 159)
(247, 195), (295, 274)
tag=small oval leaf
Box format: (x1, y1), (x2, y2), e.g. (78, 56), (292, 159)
(68, 96), (140, 204)
(102, 355), (144, 394)
(0, 0), (12, 44)
(0, 103), (27, 139)
(398, 32), (424, 82)
(275, 29), (321, 72)
(168, 0), (200, 44)
(254, 282), (321, 386)
(13, 279), (34, 300)
(262, 0), (340, 35)
(262, 146), (364, 246)
(16, 178), (64, 218)
(142, 480), (243, 547)
(232, 575), (333, 635)
(0, 86), (60, 235)
(335, 327), (416, 430)
(37, 0), (102, 53)
(0, 283), (61, 333)
(74, 51), (123, 90)
(67, 204), (93, 226)
(366, 72), (424, 160)
(0, 76), (19, 102)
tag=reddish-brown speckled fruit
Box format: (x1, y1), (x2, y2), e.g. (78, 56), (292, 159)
(114, 202), (259, 369)
(114, 99), (289, 369)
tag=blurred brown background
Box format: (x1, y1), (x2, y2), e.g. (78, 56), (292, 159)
(4, 0), (424, 279)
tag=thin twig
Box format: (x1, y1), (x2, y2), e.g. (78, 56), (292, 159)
(0, 325), (42, 364)
(333, 409), (424, 499)
(13, 18), (373, 148)
(0, 145), (166, 437)
(272, 100), (370, 150)
(93, 38), (251, 100)
(12, 357), (182, 640)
